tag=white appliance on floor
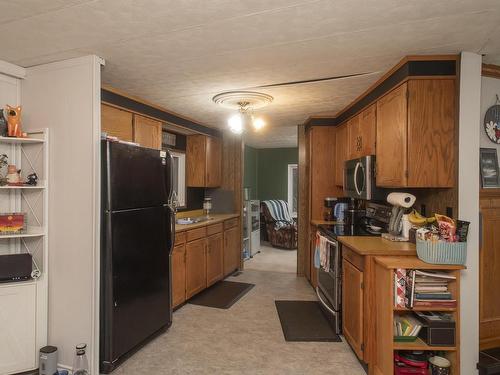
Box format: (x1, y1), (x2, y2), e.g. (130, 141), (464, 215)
(244, 200), (261, 257)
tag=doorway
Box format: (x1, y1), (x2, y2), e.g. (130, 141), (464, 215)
(242, 145), (298, 274)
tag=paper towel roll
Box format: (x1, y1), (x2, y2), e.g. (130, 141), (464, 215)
(387, 192), (416, 208)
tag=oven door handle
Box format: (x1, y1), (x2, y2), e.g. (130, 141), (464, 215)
(316, 287), (338, 317)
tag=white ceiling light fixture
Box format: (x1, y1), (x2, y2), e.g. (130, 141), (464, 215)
(212, 91), (273, 134)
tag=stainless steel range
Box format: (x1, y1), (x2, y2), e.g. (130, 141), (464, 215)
(316, 201), (390, 335)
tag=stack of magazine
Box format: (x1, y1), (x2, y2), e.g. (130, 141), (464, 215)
(394, 314), (423, 338)
(395, 269), (457, 309)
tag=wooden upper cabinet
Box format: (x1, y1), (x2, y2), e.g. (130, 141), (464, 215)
(101, 104), (133, 141)
(187, 134), (222, 187)
(348, 105), (376, 159)
(133, 114), (162, 149)
(206, 232), (224, 287)
(407, 79), (455, 187)
(342, 258), (364, 361)
(376, 83), (408, 187)
(334, 123), (348, 187)
(376, 80), (455, 188)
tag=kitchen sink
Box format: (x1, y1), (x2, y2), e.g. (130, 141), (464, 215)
(176, 216), (214, 225)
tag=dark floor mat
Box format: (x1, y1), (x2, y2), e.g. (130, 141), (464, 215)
(188, 280), (254, 309)
(275, 300), (341, 342)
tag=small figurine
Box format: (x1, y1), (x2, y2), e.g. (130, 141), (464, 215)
(25, 173), (38, 186)
(0, 110), (7, 137)
(6, 165), (21, 185)
(5, 105), (23, 138)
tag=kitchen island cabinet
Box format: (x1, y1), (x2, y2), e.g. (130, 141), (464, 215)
(338, 237), (416, 368)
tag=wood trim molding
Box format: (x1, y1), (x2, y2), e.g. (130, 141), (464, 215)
(102, 86), (221, 138)
(482, 64), (500, 79)
(0, 60), (26, 79)
(302, 55), (459, 127)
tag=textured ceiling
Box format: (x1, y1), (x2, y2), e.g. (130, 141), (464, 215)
(1, 0), (500, 148)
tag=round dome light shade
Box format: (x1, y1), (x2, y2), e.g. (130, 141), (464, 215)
(228, 113), (244, 134)
(252, 117), (266, 131)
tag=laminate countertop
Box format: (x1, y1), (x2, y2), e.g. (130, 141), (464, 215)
(175, 213), (239, 232)
(338, 236), (417, 256)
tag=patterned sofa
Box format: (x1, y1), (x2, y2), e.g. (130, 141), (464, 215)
(261, 200), (297, 250)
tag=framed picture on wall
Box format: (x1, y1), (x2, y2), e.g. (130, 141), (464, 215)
(480, 148), (500, 188)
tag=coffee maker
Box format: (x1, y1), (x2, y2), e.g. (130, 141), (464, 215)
(323, 197), (350, 222)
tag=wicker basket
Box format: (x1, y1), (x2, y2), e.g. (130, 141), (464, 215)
(416, 239), (467, 265)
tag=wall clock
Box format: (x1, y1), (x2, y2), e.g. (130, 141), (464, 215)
(485, 95), (500, 144)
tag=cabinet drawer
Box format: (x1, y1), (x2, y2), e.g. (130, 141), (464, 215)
(207, 222), (223, 236)
(224, 218), (239, 229)
(175, 231), (186, 245)
(186, 227), (206, 242)
(343, 246), (364, 271)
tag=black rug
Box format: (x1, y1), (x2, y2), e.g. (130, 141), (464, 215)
(478, 347), (500, 375)
(188, 280), (254, 309)
(275, 300), (341, 342)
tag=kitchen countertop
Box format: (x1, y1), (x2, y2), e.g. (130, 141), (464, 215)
(311, 219), (338, 226)
(175, 213), (239, 232)
(338, 236), (416, 256)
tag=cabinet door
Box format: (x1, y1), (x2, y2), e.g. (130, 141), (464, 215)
(224, 226), (240, 276)
(480, 205), (500, 349)
(101, 104), (133, 141)
(335, 123), (348, 187)
(172, 244), (186, 307)
(206, 136), (222, 187)
(358, 104), (376, 157)
(133, 114), (162, 149)
(376, 83), (408, 187)
(407, 79), (455, 187)
(206, 232), (224, 286)
(186, 135), (207, 187)
(186, 238), (207, 299)
(342, 259), (364, 360)
(347, 115), (361, 159)
(0, 283), (36, 374)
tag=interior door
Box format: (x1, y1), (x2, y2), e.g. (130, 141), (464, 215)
(376, 83), (408, 187)
(110, 206), (171, 360)
(480, 198), (500, 350)
(342, 259), (364, 360)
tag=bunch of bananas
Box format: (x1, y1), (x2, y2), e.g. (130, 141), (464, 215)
(408, 209), (436, 227)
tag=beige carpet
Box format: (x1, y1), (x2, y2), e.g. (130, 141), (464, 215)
(114, 270), (365, 375)
(244, 244), (297, 274)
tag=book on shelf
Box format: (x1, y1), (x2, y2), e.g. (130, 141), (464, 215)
(396, 269), (455, 309)
(394, 314), (423, 337)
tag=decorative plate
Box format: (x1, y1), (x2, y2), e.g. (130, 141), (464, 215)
(484, 101), (500, 144)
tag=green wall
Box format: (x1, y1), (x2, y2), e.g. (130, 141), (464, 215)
(243, 145), (259, 200)
(244, 145), (298, 201)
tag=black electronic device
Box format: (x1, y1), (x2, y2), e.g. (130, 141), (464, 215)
(0, 253), (32, 282)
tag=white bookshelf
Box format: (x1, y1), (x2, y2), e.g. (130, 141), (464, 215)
(0, 129), (48, 375)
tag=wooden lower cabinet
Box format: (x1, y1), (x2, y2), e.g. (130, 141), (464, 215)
(172, 243), (186, 307)
(185, 238), (207, 299)
(206, 232), (224, 286)
(342, 258), (364, 361)
(224, 226), (240, 276)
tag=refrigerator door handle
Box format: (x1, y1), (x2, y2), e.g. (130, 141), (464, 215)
(168, 204), (175, 254)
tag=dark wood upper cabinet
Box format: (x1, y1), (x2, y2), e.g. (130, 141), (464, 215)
(187, 134), (222, 187)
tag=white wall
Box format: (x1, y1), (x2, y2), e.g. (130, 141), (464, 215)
(481, 76), (500, 164)
(21, 55), (102, 373)
(458, 51), (482, 374)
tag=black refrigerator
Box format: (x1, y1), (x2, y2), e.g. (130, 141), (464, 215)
(100, 140), (175, 373)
